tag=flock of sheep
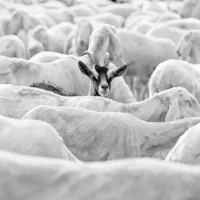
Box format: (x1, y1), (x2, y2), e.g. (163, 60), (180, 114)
(1, 0), (200, 199)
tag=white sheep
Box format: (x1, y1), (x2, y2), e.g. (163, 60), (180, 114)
(116, 29), (178, 81)
(181, 0), (200, 19)
(30, 51), (68, 63)
(1, 151), (200, 200)
(23, 105), (200, 161)
(162, 18), (200, 30)
(27, 23), (75, 58)
(80, 12), (125, 29)
(166, 123), (200, 165)
(0, 35), (26, 58)
(0, 85), (199, 122)
(0, 115), (79, 162)
(65, 19), (93, 56)
(176, 30), (200, 64)
(43, 8), (74, 24)
(69, 3), (97, 17)
(99, 3), (135, 19)
(148, 59), (200, 103)
(146, 26), (186, 45)
(115, 28), (178, 100)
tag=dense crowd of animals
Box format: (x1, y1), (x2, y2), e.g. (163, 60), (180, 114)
(0, 0), (200, 199)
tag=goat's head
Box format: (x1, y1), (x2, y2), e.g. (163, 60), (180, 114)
(78, 53), (127, 97)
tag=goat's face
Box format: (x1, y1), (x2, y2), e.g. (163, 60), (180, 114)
(78, 61), (127, 97)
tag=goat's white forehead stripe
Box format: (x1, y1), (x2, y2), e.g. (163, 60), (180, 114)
(92, 69), (99, 79)
(107, 69), (113, 78)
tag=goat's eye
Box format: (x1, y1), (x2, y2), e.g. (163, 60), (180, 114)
(91, 75), (97, 81)
(185, 100), (190, 105)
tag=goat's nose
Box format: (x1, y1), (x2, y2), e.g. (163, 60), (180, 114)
(101, 84), (108, 90)
(176, 49), (181, 57)
(80, 40), (85, 46)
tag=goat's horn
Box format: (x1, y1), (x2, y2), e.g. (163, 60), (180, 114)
(104, 53), (110, 67)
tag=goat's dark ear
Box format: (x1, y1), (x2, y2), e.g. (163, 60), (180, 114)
(78, 61), (93, 77)
(110, 65), (128, 79)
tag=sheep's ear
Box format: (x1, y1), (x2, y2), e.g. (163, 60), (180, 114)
(33, 26), (48, 48)
(165, 96), (180, 122)
(181, 42), (192, 61)
(78, 61), (93, 77)
(110, 65), (128, 79)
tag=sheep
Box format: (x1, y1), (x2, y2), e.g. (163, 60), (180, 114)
(0, 85), (199, 123)
(23, 105), (200, 161)
(65, 19), (93, 56)
(146, 26), (186, 45)
(181, 0), (200, 19)
(43, 8), (74, 24)
(29, 83), (200, 122)
(161, 18), (200, 30)
(0, 115), (79, 162)
(30, 51), (68, 63)
(1, 151), (200, 200)
(30, 81), (71, 96)
(80, 12), (125, 29)
(125, 12), (157, 30)
(0, 25), (135, 103)
(176, 30), (200, 64)
(27, 23), (75, 58)
(99, 3), (135, 19)
(148, 59), (200, 103)
(114, 28), (178, 100)
(0, 35), (26, 58)
(69, 4), (97, 17)
(166, 123), (200, 165)
(29, 12), (56, 28)
(115, 29), (178, 81)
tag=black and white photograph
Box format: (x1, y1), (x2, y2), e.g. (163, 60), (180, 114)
(0, 0), (200, 199)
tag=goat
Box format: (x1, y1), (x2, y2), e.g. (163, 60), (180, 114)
(78, 52), (127, 97)
(23, 106), (200, 161)
(0, 25), (136, 103)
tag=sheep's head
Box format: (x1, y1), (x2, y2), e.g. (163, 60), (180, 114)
(27, 26), (48, 58)
(181, 0), (199, 18)
(159, 87), (200, 121)
(176, 30), (200, 64)
(0, 56), (15, 84)
(78, 53), (127, 97)
(75, 19), (93, 56)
